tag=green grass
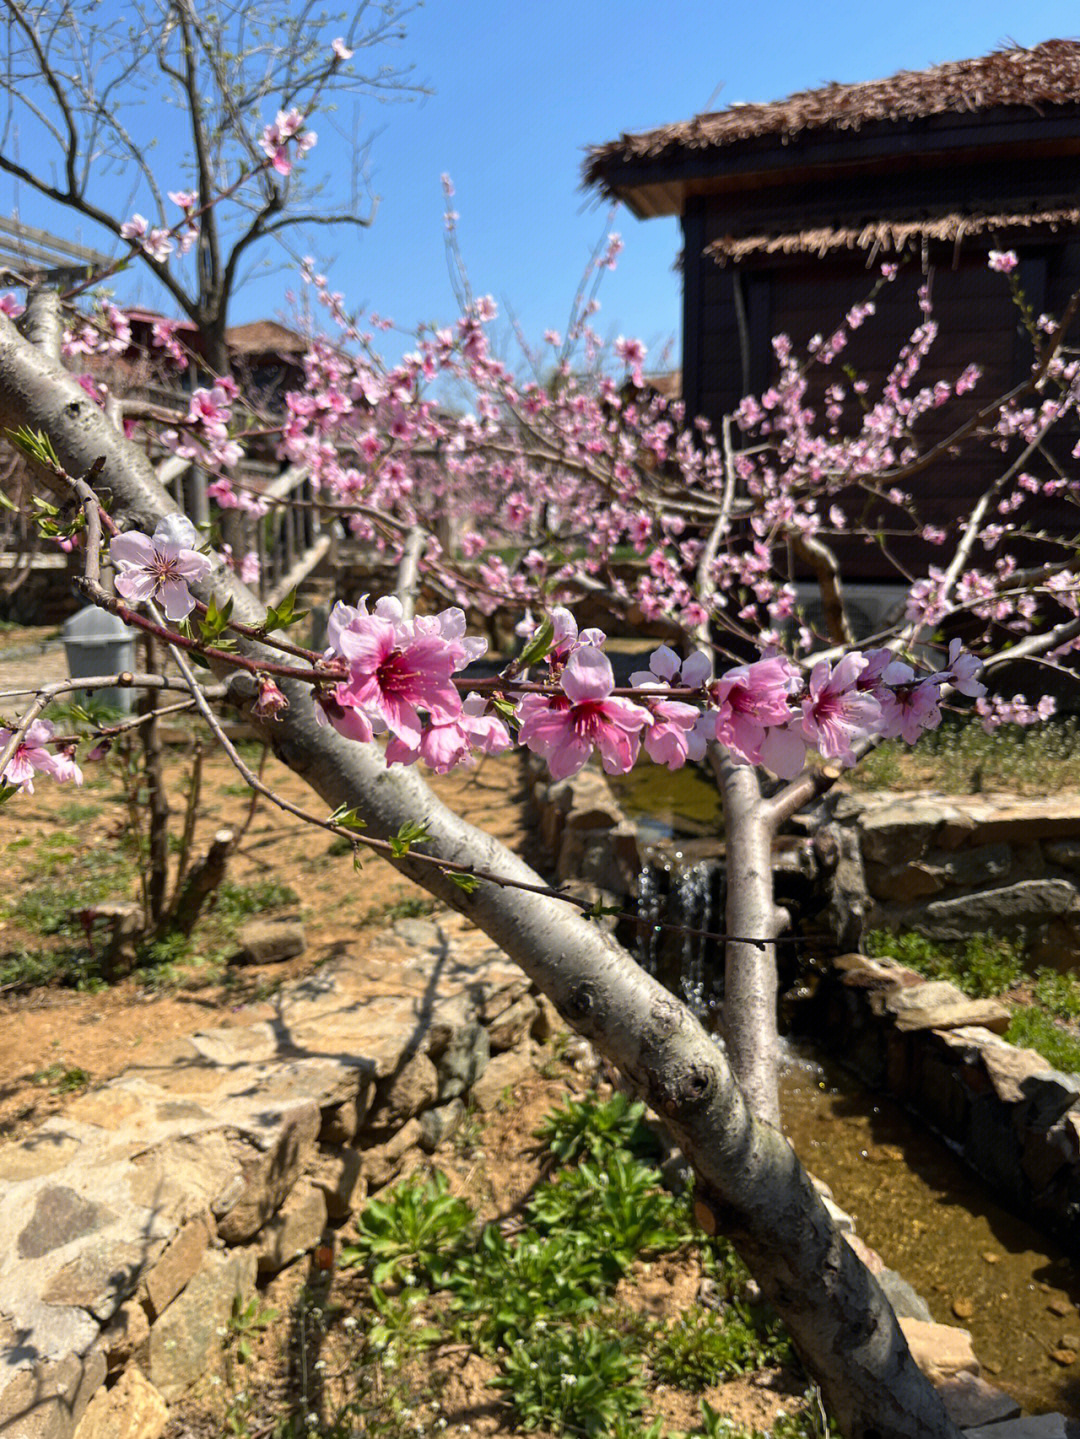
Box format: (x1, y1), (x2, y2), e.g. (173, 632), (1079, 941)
(864, 929), (1024, 999)
(866, 931), (1080, 1074)
(850, 715), (1080, 795)
(1006, 1009), (1080, 1073)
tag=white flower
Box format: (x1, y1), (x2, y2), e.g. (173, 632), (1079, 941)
(331, 36), (353, 59)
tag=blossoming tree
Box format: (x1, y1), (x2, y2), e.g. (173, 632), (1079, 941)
(3, 98), (1080, 1428)
(0, 0), (420, 373)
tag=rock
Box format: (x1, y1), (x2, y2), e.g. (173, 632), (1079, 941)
(865, 861), (947, 903)
(367, 1052), (439, 1130)
(391, 918), (445, 951)
(952, 1297), (975, 1320)
(434, 1024), (489, 1102)
(897, 1317), (979, 1383)
(95, 1300), (150, 1374)
(215, 1103), (320, 1244)
(936, 1371), (1020, 1428)
(419, 1099), (467, 1152)
(820, 1195), (854, 1233)
(531, 994), (564, 1043)
(894, 998), (1012, 1034)
(41, 1239), (147, 1322)
(859, 801), (949, 865)
(360, 1117), (423, 1190)
(18, 1187), (116, 1261)
(1048, 1296), (1075, 1317)
(142, 1214), (212, 1320)
(1046, 840), (1080, 874)
(659, 1149), (695, 1196)
(256, 1180), (327, 1273)
(922, 880), (1080, 938)
(876, 1269), (933, 1323)
(1061, 1331), (1080, 1349)
(981, 1045), (1080, 1111)
(319, 1084), (373, 1147)
(965, 1417), (1070, 1439)
(885, 979), (965, 1014)
(72, 1367), (167, 1439)
(147, 1247), (257, 1401)
(308, 1149), (364, 1219)
(470, 1048), (535, 1112)
(0, 1349), (106, 1439)
(486, 997), (539, 1053)
(231, 918), (305, 965)
(843, 1232), (886, 1276)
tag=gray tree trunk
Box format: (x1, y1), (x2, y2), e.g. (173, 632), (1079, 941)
(0, 298), (962, 1439)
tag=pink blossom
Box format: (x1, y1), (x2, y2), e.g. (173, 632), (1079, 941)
(939, 638), (987, 698)
(0, 292), (25, 319)
(109, 514), (211, 621)
(710, 656), (799, 766)
(629, 646), (710, 769)
(0, 720), (82, 793)
(386, 694), (513, 773)
(800, 654), (882, 766)
(988, 250), (1019, 274)
(878, 678), (943, 744)
(169, 190), (197, 210)
(314, 692), (375, 745)
(333, 613), (461, 747)
(517, 646), (650, 779)
(253, 678), (288, 719)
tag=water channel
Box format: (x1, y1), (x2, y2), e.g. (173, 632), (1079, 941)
(613, 766), (1080, 1417)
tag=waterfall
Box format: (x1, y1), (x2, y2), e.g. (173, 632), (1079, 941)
(634, 840), (725, 1024)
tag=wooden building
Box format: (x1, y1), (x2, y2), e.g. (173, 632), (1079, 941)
(585, 40), (1080, 589)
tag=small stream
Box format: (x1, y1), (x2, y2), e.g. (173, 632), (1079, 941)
(780, 1046), (1080, 1416)
(616, 765), (1080, 1417)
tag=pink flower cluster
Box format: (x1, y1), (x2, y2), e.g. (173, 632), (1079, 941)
(1, 720), (82, 793)
(306, 599), (988, 784)
(259, 109), (317, 176)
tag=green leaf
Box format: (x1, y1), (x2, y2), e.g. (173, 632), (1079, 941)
(0, 781), (21, 806)
(329, 803), (367, 833)
(262, 587), (308, 633)
(491, 695), (519, 721)
(198, 593), (233, 642)
(446, 870), (479, 893)
(7, 428), (61, 468)
(390, 819), (432, 858)
(516, 616), (554, 670)
(0, 490), (16, 513)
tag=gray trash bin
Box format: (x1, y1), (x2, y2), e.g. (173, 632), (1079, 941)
(61, 605), (138, 713)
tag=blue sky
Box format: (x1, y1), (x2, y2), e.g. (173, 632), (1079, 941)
(5, 1), (1080, 368)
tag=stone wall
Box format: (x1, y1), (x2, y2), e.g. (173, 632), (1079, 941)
(832, 792), (1080, 966)
(0, 915), (555, 1439)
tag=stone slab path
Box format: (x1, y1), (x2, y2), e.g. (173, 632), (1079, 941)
(0, 914), (535, 1438)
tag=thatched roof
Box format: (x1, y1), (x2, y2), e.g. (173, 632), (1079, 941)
(706, 203), (1080, 265)
(585, 39), (1080, 193)
(225, 320), (308, 356)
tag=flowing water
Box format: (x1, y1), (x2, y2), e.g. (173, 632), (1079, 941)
(631, 838), (1080, 1416)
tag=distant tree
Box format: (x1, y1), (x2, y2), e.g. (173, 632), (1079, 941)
(0, 0), (421, 370)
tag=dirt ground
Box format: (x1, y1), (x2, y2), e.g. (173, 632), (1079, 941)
(0, 737), (544, 1139)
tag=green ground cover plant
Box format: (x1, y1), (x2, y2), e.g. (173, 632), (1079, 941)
(329, 1091), (822, 1438)
(865, 931), (1080, 1073)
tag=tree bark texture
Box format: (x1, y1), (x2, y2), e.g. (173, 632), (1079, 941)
(0, 301), (962, 1439)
